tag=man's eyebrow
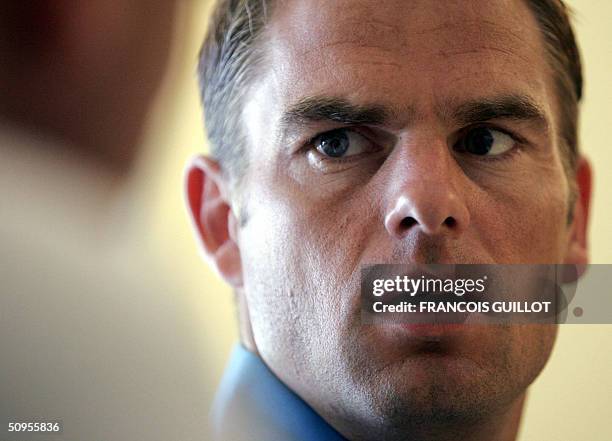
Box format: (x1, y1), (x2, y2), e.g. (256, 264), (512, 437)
(280, 96), (391, 130)
(279, 94), (548, 136)
(450, 95), (549, 129)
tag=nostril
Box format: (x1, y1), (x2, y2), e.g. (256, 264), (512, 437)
(444, 217), (456, 228)
(400, 217), (417, 230)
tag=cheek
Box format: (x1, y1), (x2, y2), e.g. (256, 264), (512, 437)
(460, 324), (557, 403)
(238, 178), (374, 367)
(470, 165), (570, 263)
(243, 173), (376, 283)
(507, 324), (558, 386)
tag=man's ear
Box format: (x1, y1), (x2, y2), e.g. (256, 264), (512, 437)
(564, 156), (593, 266)
(185, 155), (243, 288)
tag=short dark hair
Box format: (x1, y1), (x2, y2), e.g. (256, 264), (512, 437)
(198, 0), (272, 184)
(198, 0), (582, 184)
(525, 0), (583, 182)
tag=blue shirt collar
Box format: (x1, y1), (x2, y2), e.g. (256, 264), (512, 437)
(211, 344), (346, 441)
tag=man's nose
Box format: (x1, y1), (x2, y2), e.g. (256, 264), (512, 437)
(383, 146), (470, 240)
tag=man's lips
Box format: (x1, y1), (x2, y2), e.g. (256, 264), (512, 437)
(373, 322), (469, 349)
(395, 323), (467, 337)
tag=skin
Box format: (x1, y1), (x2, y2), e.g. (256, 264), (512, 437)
(186, 0), (592, 439)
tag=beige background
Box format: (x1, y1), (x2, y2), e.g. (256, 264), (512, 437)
(136, 1), (611, 439)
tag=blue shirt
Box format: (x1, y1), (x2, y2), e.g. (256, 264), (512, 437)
(210, 345), (346, 441)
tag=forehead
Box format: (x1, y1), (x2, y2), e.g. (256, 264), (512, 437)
(257, 0), (553, 119)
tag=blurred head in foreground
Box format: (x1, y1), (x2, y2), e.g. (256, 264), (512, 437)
(0, 3), (207, 441)
(187, 0), (592, 439)
(0, 0), (177, 174)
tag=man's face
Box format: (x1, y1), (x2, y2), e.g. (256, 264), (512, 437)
(235, 0), (574, 437)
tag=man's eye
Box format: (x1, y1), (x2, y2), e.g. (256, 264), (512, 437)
(314, 129), (372, 158)
(456, 127), (515, 156)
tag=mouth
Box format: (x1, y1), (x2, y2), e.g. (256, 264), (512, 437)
(393, 322), (468, 339)
(366, 322), (469, 359)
